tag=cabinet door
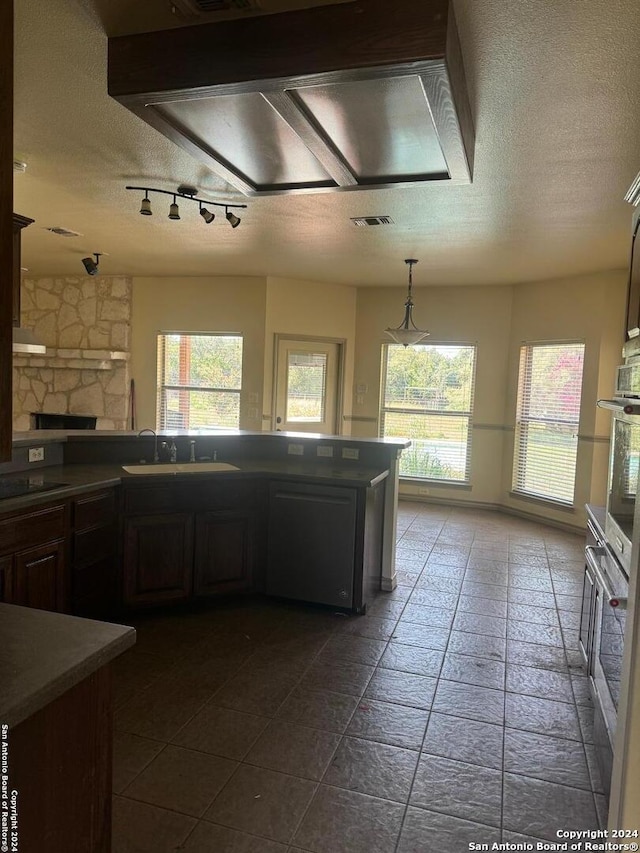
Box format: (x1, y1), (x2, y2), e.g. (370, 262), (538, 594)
(266, 481), (357, 608)
(0, 554), (13, 602)
(13, 539), (67, 613)
(123, 514), (193, 607)
(194, 510), (254, 596)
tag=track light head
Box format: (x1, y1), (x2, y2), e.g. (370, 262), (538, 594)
(140, 194), (152, 216)
(81, 253), (101, 276)
(168, 196), (180, 220)
(225, 209), (241, 228)
(199, 205), (215, 224)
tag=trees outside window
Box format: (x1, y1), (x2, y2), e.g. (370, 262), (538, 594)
(156, 333), (243, 430)
(380, 344), (476, 481)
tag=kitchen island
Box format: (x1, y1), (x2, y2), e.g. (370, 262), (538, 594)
(0, 603), (135, 853)
(0, 430), (409, 616)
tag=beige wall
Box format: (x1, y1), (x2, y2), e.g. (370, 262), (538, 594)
(353, 271), (627, 523)
(501, 270), (627, 527)
(263, 277), (357, 433)
(131, 276), (267, 430)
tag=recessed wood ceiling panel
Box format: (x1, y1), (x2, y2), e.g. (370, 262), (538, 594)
(157, 93), (335, 189)
(291, 76), (449, 182)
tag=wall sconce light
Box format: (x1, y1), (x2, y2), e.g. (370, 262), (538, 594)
(384, 259), (430, 347)
(126, 184), (246, 228)
(81, 253), (102, 276)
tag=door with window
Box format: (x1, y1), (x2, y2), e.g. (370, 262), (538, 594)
(274, 338), (341, 434)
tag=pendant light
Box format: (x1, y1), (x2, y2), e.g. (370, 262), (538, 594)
(384, 259), (430, 346)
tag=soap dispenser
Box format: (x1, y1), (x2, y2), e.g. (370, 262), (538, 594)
(169, 439), (178, 463)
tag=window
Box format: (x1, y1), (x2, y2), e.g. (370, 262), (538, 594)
(380, 343), (476, 481)
(156, 333), (243, 430)
(512, 341), (585, 504)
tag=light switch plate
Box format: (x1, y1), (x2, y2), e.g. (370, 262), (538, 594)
(317, 446), (334, 457)
(288, 443), (304, 456)
(28, 446), (45, 463)
(342, 447), (359, 460)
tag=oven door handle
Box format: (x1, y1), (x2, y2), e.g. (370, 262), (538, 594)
(585, 546), (628, 610)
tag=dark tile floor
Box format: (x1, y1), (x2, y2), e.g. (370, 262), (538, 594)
(111, 503), (606, 852)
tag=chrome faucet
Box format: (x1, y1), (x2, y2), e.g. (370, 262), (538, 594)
(189, 440), (196, 462)
(137, 428), (159, 463)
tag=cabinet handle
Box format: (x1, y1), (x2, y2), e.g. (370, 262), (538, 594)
(274, 491), (351, 506)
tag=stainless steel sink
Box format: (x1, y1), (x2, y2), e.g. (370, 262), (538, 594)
(122, 462), (240, 475)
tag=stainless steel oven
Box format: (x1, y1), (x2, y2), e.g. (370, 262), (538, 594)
(597, 398), (640, 576)
(581, 520), (628, 798)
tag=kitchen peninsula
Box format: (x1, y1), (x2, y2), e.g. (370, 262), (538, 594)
(0, 430), (408, 618)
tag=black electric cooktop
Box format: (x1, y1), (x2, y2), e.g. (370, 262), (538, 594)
(0, 478), (67, 500)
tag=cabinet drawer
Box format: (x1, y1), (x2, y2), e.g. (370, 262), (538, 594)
(73, 524), (116, 567)
(124, 485), (181, 514)
(73, 490), (116, 531)
(0, 504), (66, 555)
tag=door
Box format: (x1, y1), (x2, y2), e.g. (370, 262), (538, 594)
(194, 510), (254, 595)
(274, 337), (341, 434)
(0, 554), (13, 602)
(13, 539), (67, 612)
(123, 514), (193, 606)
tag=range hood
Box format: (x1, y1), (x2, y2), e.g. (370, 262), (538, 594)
(13, 326), (46, 355)
(108, 0), (474, 196)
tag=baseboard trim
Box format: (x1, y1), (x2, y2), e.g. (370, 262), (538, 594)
(398, 494), (584, 534)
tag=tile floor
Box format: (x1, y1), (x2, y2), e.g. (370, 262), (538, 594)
(111, 503), (606, 852)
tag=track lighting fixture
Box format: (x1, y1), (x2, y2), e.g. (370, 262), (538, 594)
(126, 185), (246, 228)
(168, 196), (181, 220)
(81, 253), (102, 276)
(225, 209), (241, 228)
(384, 259), (430, 347)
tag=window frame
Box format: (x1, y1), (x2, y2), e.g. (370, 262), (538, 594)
(511, 339), (586, 507)
(379, 341), (477, 483)
(156, 331), (243, 432)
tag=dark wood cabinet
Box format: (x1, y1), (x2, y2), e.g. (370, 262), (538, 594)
(71, 489), (118, 618)
(123, 513), (193, 607)
(121, 478), (266, 608)
(625, 209), (640, 340)
(13, 213), (34, 327)
(12, 538), (67, 612)
(194, 509), (255, 595)
(0, 553), (13, 601)
(0, 501), (68, 613)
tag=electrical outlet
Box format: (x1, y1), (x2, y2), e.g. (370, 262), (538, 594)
(317, 446), (334, 458)
(287, 443), (304, 456)
(342, 447), (359, 460)
(28, 446), (45, 463)
(419, 487), (430, 495)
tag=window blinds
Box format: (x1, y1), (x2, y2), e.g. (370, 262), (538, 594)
(513, 342), (585, 504)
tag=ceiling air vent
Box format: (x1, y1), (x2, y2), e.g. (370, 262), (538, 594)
(45, 227), (83, 237)
(350, 216), (395, 227)
(172, 0), (261, 16)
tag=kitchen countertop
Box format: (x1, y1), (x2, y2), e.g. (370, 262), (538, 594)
(0, 458), (390, 513)
(0, 603), (135, 728)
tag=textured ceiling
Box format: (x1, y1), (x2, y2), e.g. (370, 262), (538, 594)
(12, 0), (640, 286)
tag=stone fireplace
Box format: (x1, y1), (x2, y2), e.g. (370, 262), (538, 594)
(12, 275), (132, 431)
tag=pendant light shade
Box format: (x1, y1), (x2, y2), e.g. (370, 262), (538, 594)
(168, 196), (181, 220)
(384, 259), (429, 347)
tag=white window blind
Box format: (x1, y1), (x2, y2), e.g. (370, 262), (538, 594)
(156, 333), (243, 431)
(512, 342), (585, 504)
(380, 343), (476, 481)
